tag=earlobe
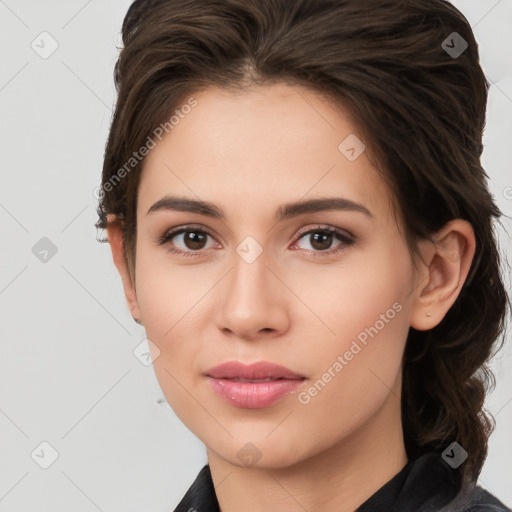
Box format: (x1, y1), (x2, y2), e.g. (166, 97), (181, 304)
(410, 220), (476, 331)
(106, 215), (141, 322)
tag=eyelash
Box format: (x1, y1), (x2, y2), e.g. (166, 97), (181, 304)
(157, 224), (355, 258)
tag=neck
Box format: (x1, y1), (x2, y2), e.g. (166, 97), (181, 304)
(207, 391), (408, 512)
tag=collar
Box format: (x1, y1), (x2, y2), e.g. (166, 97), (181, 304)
(172, 452), (508, 512)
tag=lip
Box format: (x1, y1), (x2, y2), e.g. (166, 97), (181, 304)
(205, 361), (306, 408)
(205, 360), (305, 380)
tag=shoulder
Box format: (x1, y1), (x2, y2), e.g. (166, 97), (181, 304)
(384, 452), (510, 512)
(446, 484), (511, 512)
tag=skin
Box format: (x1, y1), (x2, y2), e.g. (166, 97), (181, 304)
(107, 83), (475, 512)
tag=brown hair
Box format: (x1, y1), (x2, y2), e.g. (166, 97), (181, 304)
(96, 0), (509, 486)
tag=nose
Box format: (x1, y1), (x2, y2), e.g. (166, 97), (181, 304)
(213, 248), (291, 342)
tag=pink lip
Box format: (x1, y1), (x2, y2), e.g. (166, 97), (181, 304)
(205, 361), (306, 408)
(205, 360), (305, 380)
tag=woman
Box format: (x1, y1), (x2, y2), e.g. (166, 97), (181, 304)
(95, 0), (510, 510)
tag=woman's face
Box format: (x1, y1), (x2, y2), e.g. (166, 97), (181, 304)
(131, 83), (423, 468)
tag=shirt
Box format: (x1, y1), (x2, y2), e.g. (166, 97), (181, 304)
(172, 452), (510, 512)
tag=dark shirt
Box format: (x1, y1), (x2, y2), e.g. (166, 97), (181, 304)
(172, 452), (510, 512)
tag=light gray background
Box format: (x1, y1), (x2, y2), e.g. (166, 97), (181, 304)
(0, 1), (511, 511)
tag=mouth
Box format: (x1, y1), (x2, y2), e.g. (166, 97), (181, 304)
(205, 360), (305, 380)
(204, 361), (306, 408)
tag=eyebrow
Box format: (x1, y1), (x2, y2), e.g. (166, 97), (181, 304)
(146, 195), (373, 220)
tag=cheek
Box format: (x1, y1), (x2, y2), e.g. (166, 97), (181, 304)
(134, 244), (211, 338)
(295, 299), (410, 446)
(287, 246), (412, 342)
(291, 247), (412, 413)
(134, 258), (207, 415)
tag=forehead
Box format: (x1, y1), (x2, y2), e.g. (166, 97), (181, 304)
(138, 83), (394, 224)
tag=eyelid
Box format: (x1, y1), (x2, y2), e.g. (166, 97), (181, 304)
(293, 224), (355, 241)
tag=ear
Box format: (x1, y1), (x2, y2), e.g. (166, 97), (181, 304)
(106, 215), (141, 322)
(410, 219), (476, 331)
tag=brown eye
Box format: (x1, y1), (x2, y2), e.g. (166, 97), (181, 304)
(177, 230), (209, 250)
(159, 226), (218, 256)
(293, 226), (354, 256)
(308, 232), (334, 251)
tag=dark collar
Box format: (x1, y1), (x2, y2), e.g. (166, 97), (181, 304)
(172, 452), (509, 512)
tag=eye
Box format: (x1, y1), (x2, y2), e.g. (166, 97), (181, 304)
(158, 225), (218, 257)
(291, 226), (354, 257)
(158, 224), (355, 258)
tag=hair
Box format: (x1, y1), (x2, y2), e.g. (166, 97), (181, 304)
(96, 0), (509, 489)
